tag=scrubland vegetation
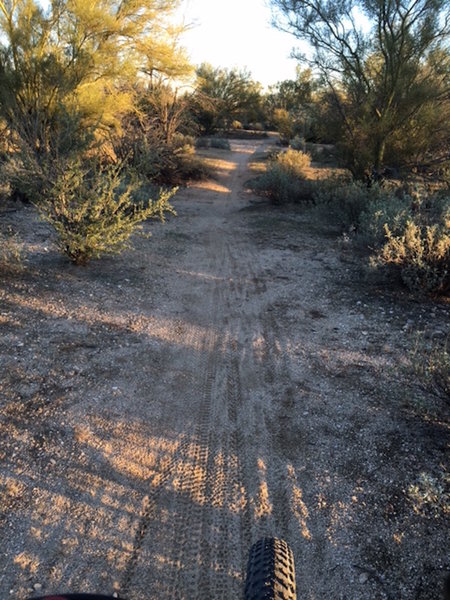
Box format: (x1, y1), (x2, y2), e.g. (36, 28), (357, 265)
(0, 0), (449, 295)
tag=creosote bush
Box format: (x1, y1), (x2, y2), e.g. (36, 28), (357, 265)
(38, 162), (176, 265)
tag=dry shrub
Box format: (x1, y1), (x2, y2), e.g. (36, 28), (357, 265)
(274, 149), (311, 178)
(0, 229), (24, 273)
(409, 334), (450, 402)
(250, 149), (313, 204)
(373, 215), (449, 295)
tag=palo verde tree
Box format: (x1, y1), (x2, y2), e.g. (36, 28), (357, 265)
(0, 0), (189, 176)
(271, 0), (450, 177)
(193, 63), (264, 133)
(265, 67), (317, 141)
(0, 0), (186, 263)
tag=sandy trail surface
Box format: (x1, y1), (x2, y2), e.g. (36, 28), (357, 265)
(0, 139), (448, 599)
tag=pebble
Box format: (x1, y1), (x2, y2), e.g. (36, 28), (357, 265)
(359, 573), (369, 584)
(33, 583), (42, 591)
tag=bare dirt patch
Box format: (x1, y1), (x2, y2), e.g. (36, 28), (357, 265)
(0, 139), (448, 599)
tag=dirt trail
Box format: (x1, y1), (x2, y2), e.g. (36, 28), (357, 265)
(0, 140), (448, 599)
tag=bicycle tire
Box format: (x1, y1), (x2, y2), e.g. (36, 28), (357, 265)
(244, 537), (296, 600)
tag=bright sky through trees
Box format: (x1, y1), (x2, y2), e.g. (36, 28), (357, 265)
(176, 0), (305, 88)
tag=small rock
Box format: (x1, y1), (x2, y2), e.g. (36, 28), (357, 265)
(359, 573), (369, 584)
(33, 583), (42, 591)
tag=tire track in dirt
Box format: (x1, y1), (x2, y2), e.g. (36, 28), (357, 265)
(120, 140), (283, 600)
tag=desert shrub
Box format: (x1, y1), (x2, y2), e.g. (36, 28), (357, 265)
(358, 193), (412, 246)
(195, 137), (210, 149)
(313, 180), (450, 295)
(290, 136), (306, 151)
(312, 178), (374, 229)
(408, 471), (450, 517)
(209, 137), (231, 150)
(0, 228), (24, 273)
(170, 133), (196, 154)
(1, 151), (52, 203)
(409, 334), (450, 402)
(251, 150), (313, 204)
(305, 143), (337, 165)
(38, 162), (176, 265)
(251, 169), (313, 204)
(175, 154), (211, 181)
(372, 215), (450, 295)
(273, 108), (294, 145)
(275, 149), (311, 178)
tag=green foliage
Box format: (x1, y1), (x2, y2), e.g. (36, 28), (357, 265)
(274, 149), (311, 177)
(193, 64), (263, 133)
(251, 149), (312, 204)
(38, 162), (176, 265)
(209, 137), (231, 150)
(273, 108), (295, 144)
(271, 0), (450, 176)
(312, 177), (449, 294)
(0, 0), (190, 188)
(312, 179), (430, 241)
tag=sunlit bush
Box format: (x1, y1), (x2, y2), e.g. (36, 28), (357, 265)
(373, 214), (450, 295)
(38, 161), (176, 265)
(250, 149), (312, 204)
(0, 228), (24, 273)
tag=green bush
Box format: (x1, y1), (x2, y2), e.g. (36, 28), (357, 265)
(38, 162), (176, 265)
(250, 150), (313, 204)
(275, 149), (311, 178)
(312, 178), (373, 229)
(358, 192), (412, 246)
(251, 169), (312, 204)
(209, 137), (231, 150)
(2, 151), (50, 204)
(290, 136), (306, 151)
(195, 137), (210, 149)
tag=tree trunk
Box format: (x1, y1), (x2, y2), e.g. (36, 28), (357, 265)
(374, 138), (386, 171)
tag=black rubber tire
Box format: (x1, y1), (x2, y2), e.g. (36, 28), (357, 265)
(244, 537), (296, 600)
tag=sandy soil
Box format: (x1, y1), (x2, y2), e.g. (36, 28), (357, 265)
(0, 139), (449, 599)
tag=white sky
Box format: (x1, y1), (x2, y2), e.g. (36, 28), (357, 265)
(175, 0), (307, 88)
